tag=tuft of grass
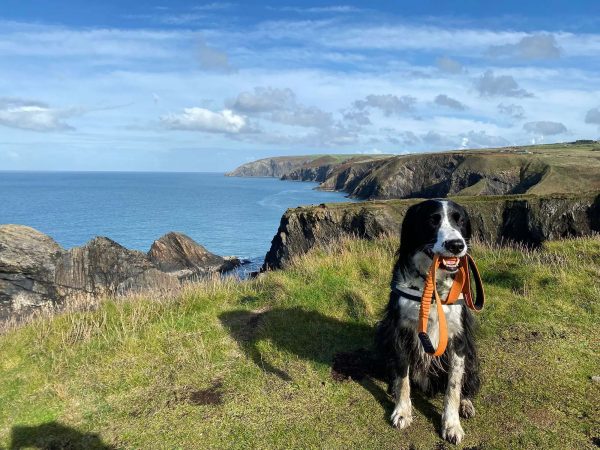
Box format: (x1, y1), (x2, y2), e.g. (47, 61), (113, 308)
(0, 236), (599, 449)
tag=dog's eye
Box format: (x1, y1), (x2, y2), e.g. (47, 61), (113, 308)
(429, 214), (441, 225)
(452, 212), (463, 223)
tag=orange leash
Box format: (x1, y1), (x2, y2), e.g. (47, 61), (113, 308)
(418, 254), (485, 356)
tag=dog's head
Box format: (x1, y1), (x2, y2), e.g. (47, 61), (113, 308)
(396, 199), (471, 277)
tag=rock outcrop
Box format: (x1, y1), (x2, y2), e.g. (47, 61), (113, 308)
(0, 225), (63, 314)
(148, 232), (240, 280)
(225, 156), (323, 178)
(0, 227), (239, 318)
(228, 143), (600, 200)
(263, 193), (600, 270)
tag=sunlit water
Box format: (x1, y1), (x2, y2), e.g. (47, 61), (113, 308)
(0, 172), (355, 275)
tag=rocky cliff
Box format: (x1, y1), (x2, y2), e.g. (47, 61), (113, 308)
(263, 193), (600, 270)
(228, 143), (600, 200)
(0, 227), (239, 319)
(225, 154), (387, 178)
(225, 156), (327, 177)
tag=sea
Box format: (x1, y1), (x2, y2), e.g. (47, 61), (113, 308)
(0, 172), (354, 275)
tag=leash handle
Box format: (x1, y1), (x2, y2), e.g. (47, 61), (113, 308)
(418, 253), (486, 356)
(418, 255), (448, 357)
(464, 254), (485, 311)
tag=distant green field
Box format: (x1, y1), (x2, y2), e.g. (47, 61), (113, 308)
(1, 236), (599, 449)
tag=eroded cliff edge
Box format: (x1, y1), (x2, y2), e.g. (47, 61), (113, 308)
(228, 143), (600, 200)
(263, 193), (600, 270)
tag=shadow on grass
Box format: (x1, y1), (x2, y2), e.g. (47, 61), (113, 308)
(10, 421), (115, 449)
(219, 307), (439, 426)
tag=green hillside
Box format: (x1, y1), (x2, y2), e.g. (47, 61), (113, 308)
(228, 141), (600, 199)
(1, 236), (599, 449)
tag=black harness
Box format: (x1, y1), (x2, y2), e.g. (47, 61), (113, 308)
(391, 286), (466, 306)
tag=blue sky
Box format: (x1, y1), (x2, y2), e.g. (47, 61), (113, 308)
(1, 1), (599, 171)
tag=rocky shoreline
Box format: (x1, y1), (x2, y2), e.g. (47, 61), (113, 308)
(0, 226), (241, 320)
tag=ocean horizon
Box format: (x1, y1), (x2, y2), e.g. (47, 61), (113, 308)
(0, 171), (354, 273)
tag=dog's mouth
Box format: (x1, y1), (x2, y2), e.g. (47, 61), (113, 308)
(424, 248), (461, 272)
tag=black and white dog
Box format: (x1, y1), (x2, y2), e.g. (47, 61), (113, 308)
(376, 199), (480, 445)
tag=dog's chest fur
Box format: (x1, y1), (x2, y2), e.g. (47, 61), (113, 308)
(393, 254), (465, 390)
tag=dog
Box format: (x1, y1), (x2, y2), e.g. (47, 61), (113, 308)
(375, 199), (480, 445)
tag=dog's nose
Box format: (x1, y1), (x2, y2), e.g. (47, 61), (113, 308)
(444, 239), (465, 255)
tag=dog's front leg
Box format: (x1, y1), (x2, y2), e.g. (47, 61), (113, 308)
(391, 366), (412, 429)
(441, 350), (465, 444)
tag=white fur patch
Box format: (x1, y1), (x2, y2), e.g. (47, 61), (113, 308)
(432, 200), (466, 257)
(442, 352), (466, 444)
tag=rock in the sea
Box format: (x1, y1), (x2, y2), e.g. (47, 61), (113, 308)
(0, 227), (238, 318)
(148, 232), (240, 279)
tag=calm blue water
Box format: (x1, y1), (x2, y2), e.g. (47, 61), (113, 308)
(0, 172), (353, 273)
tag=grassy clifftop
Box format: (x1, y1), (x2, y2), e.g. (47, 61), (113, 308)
(1, 236), (599, 449)
(227, 142), (600, 200)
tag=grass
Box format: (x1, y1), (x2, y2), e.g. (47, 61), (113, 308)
(1, 236), (599, 449)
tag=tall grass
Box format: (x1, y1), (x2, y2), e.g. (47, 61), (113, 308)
(1, 234), (598, 449)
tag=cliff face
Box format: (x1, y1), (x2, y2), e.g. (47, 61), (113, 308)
(228, 144), (600, 200)
(225, 156), (325, 178)
(263, 193), (600, 270)
(0, 227), (239, 319)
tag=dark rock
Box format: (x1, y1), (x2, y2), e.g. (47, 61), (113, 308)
(148, 232), (238, 279)
(0, 225), (63, 313)
(56, 237), (177, 298)
(0, 227), (237, 319)
(263, 193), (600, 270)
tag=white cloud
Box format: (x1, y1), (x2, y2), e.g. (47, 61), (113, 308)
(161, 107), (247, 133)
(270, 5), (363, 13)
(231, 86), (332, 128)
(269, 107), (333, 128)
(0, 97), (79, 131)
(475, 70), (533, 98)
(498, 103), (525, 120)
(353, 94), (416, 116)
(488, 34), (561, 60)
(523, 121), (568, 135)
(585, 107), (600, 125)
(232, 87), (295, 113)
(434, 94), (466, 111)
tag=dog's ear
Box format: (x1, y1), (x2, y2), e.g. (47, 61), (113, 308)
(465, 214), (472, 240)
(399, 202), (422, 253)
(460, 205), (472, 240)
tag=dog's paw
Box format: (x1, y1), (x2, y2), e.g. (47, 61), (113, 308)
(460, 398), (476, 419)
(442, 421), (464, 445)
(391, 403), (413, 429)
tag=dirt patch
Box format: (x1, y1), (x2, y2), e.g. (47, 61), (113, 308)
(331, 348), (375, 382)
(499, 325), (545, 343)
(527, 407), (558, 428)
(172, 381), (224, 406)
(481, 392), (507, 405)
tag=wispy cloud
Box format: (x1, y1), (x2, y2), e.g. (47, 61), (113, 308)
(434, 94), (467, 111)
(488, 34), (561, 60)
(0, 97), (83, 131)
(523, 121), (568, 135)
